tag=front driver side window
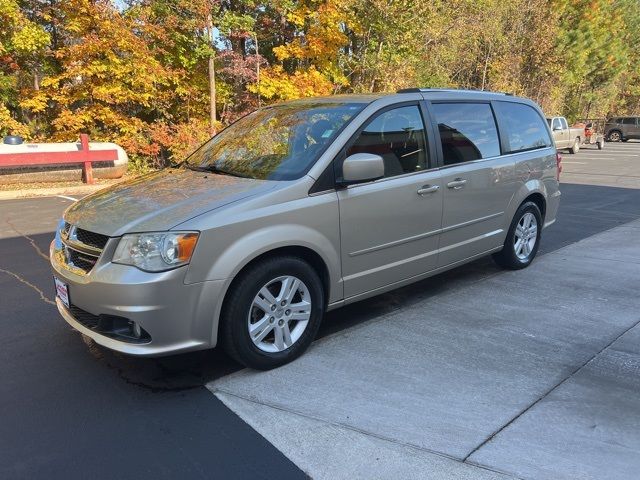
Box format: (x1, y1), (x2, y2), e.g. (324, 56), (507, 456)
(345, 105), (428, 178)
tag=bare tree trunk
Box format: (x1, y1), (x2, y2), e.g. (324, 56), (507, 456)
(255, 34), (261, 108)
(207, 14), (217, 135)
(370, 40), (384, 92)
(481, 43), (491, 91)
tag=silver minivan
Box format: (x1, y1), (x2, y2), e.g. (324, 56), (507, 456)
(51, 89), (561, 369)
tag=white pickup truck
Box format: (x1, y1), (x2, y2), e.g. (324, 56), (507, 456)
(547, 117), (584, 153)
(547, 116), (585, 154)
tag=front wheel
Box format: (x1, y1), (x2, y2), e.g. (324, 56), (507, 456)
(608, 130), (622, 142)
(493, 202), (542, 270)
(221, 256), (325, 370)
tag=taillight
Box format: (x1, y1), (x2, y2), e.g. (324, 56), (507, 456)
(556, 152), (562, 181)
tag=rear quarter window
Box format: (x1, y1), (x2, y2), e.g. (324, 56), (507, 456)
(494, 101), (552, 153)
(431, 102), (501, 166)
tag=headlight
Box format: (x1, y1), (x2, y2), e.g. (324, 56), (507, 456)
(113, 231), (199, 272)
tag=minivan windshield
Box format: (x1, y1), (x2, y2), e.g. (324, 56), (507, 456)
(184, 102), (365, 180)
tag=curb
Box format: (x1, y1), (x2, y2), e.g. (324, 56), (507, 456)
(0, 184), (108, 200)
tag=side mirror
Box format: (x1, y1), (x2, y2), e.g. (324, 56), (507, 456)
(340, 153), (385, 185)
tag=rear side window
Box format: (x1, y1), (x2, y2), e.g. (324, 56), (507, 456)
(494, 101), (552, 153)
(560, 118), (568, 129)
(431, 103), (501, 166)
(622, 117), (637, 125)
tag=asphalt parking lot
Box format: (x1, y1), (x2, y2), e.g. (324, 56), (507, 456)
(1, 141), (639, 479)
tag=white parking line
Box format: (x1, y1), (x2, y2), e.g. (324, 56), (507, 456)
(580, 153), (639, 156)
(562, 162), (587, 164)
(56, 195), (78, 202)
(562, 155), (630, 162)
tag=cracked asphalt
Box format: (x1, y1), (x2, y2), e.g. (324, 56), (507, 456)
(1, 141), (639, 479)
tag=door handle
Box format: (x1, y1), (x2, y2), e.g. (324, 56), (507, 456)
(447, 178), (467, 190)
(417, 185), (439, 195)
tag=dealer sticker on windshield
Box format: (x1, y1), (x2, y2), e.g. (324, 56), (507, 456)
(54, 277), (70, 308)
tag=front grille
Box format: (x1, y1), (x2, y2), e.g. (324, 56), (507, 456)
(67, 248), (99, 272)
(75, 228), (109, 250)
(60, 224), (109, 274)
(68, 304), (100, 329)
(67, 303), (151, 344)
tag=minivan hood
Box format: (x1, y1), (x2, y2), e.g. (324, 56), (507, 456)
(64, 169), (271, 236)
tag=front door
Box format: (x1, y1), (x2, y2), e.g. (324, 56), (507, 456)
(337, 104), (443, 298)
(559, 117), (571, 147)
(551, 117), (567, 148)
(430, 101), (515, 267)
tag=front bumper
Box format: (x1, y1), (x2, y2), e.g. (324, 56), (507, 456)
(51, 237), (225, 356)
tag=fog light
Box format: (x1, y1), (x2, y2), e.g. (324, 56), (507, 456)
(129, 321), (142, 338)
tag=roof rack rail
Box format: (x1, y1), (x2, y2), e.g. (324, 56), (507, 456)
(397, 87), (514, 96)
(396, 88), (423, 93)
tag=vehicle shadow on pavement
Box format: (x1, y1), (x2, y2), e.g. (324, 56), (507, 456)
(2, 182), (638, 392)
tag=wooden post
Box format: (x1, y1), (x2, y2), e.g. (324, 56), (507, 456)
(79, 134), (94, 184)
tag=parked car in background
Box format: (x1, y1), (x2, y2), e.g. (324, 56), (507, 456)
(51, 89), (561, 369)
(547, 116), (584, 153)
(605, 116), (640, 142)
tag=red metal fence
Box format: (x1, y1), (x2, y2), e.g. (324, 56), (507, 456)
(0, 134), (118, 184)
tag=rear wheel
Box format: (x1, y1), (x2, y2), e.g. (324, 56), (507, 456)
(493, 201), (542, 270)
(569, 137), (580, 154)
(221, 256), (324, 370)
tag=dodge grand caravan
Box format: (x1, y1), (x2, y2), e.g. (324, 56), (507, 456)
(51, 89), (561, 369)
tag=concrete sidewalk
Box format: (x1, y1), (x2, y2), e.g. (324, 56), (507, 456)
(209, 219), (640, 479)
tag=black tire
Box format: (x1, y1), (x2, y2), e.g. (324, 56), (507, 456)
(492, 201), (542, 270)
(608, 130), (622, 142)
(221, 256), (325, 370)
(569, 137), (580, 154)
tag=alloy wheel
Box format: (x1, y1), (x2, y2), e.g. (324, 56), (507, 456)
(247, 275), (312, 353)
(514, 212), (538, 260)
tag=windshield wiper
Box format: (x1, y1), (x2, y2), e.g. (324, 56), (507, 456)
(183, 163), (251, 178)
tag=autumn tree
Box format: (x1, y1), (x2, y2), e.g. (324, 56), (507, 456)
(2, 0), (639, 168)
(0, 0), (49, 136)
